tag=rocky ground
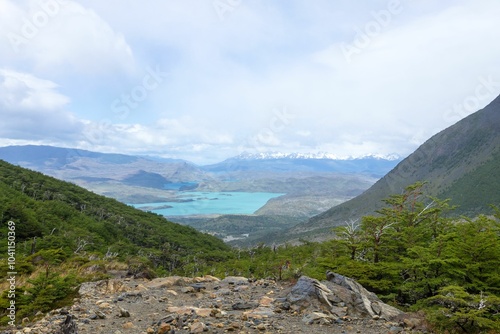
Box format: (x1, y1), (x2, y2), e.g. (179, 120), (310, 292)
(5, 272), (432, 334)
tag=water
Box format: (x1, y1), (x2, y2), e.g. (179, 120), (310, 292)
(132, 191), (284, 216)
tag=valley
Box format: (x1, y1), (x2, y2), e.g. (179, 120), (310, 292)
(0, 146), (398, 246)
(0, 97), (499, 333)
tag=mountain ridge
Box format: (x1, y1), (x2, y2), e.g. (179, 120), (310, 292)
(279, 94), (500, 242)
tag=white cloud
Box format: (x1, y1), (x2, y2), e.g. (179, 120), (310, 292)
(0, 69), (83, 141)
(0, 0), (135, 75)
(1, 0), (500, 163)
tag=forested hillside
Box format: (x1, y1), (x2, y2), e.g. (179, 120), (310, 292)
(0, 159), (230, 324)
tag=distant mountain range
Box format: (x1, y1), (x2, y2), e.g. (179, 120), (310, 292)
(280, 94), (500, 243)
(0, 145), (401, 218)
(202, 152), (401, 177)
(232, 152), (401, 160)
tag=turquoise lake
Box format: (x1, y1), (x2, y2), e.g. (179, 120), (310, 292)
(132, 191), (284, 216)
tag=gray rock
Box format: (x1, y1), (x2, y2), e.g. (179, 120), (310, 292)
(330, 305), (347, 317)
(324, 271), (403, 320)
(190, 283), (206, 292)
(232, 301), (259, 310)
(222, 276), (249, 285)
(302, 312), (334, 325)
(287, 276), (319, 303)
(389, 326), (404, 334)
(94, 310), (106, 319)
(118, 307), (130, 317)
(287, 273), (403, 321)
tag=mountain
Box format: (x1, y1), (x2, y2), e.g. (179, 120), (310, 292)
(0, 145), (214, 202)
(281, 94), (500, 242)
(202, 152), (401, 177)
(0, 145), (207, 183)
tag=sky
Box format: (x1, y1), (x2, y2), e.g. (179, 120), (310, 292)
(1, 0), (500, 164)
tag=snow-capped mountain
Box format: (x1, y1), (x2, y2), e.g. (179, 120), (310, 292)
(202, 152), (402, 176)
(234, 151), (402, 161)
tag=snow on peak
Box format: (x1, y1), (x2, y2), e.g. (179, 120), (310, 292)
(235, 152), (401, 161)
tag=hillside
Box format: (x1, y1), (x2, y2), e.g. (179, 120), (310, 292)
(0, 158), (229, 273)
(281, 94), (500, 242)
(0, 145), (209, 186)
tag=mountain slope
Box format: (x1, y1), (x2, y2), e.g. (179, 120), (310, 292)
(282, 94), (500, 242)
(0, 145), (209, 184)
(0, 159), (230, 267)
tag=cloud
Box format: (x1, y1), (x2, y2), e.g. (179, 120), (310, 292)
(1, 0), (500, 163)
(0, 0), (135, 76)
(0, 69), (84, 141)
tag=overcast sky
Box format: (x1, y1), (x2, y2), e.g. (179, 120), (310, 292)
(1, 0), (499, 164)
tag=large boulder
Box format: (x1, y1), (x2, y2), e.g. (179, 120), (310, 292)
(287, 271), (403, 320)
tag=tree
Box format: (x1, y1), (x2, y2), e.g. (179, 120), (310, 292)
(360, 215), (394, 263)
(333, 219), (362, 260)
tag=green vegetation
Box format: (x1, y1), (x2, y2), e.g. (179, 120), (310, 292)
(0, 159), (498, 333)
(440, 151), (500, 217)
(0, 160), (229, 325)
(208, 182), (500, 333)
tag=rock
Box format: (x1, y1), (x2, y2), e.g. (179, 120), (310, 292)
(193, 308), (212, 317)
(79, 279), (128, 297)
(158, 314), (177, 323)
(256, 323), (267, 330)
(98, 302), (111, 309)
(227, 322), (241, 330)
(190, 283), (207, 292)
(259, 296), (274, 307)
(234, 285), (249, 292)
(222, 276), (249, 285)
(330, 305), (348, 317)
(181, 286), (195, 293)
(302, 312), (334, 325)
(122, 321), (135, 329)
(157, 323), (172, 334)
(215, 288), (232, 296)
(232, 301), (259, 310)
(189, 321), (207, 333)
(389, 325), (404, 334)
(287, 276), (318, 303)
(194, 275), (220, 283)
(324, 271), (403, 320)
(146, 276), (184, 289)
(244, 307), (275, 319)
(94, 310), (106, 319)
(118, 307), (130, 317)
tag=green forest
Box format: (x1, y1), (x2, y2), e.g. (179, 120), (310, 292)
(0, 160), (499, 333)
